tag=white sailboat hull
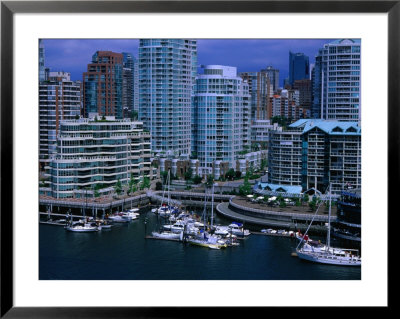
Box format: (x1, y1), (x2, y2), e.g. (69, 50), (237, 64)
(65, 226), (98, 232)
(296, 250), (361, 266)
(151, 231), (182, 240)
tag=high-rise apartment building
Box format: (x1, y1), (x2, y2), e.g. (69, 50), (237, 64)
(122, 52), (139, 118)
(39, 39), (46, 82)
(122, 53), (134, 118)
(289, 52), (310, 86)
(312, 39), (361, 121)
(293, 79), (312, 115)
(271, 89), (302, 121)
(239, 71), (272, 121)
(268, 119), (361, 194)
(138, 39), (197, 155)
(261, 65), (280, 93)
(192, 65), (250, 176)
(39, 71), (81, 170)
(83, 51), (123, 119)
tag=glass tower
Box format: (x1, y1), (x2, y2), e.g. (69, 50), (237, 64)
(39, 39), (46, 82)
(193, 65), (250, 176)
(312, 39), (361, 121)
(138, 39), (197, 155)
(289, 52), (310, 86)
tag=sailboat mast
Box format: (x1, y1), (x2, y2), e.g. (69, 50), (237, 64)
(211, 183), (214, 228)
(327, 184), (331, 249)
(167, 169), (171, 207)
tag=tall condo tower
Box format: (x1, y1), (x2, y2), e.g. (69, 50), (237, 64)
(39, 71), (81, 170)
(193, 65), (250, 176)
(289, 52), (310, 86)
(261, 65), (280, 93)
(83, 51), (123, 119)
(39, 39), (46, 82)
(138, 39), (197, 155)
(239, 71), (272, 122)
(312, 39), (361, 121)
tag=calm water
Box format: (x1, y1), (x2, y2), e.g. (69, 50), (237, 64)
(39, 209), (361, 280)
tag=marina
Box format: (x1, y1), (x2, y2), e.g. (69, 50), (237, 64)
(39, 206), (361, 280)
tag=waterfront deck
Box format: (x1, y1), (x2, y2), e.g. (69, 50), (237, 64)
(217, 202), (329, 234)
(231, 196), (337, 217)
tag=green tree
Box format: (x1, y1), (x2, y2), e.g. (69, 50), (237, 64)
(94, 184), (101, 198)
(192, 175), (202, 184)
(225, 168), (235, 181)
(309, 196), (318, 212)
(114, 179), (122, 196)
(206, 175), (214, 188)
(184, 168), (193, 181)
(155, 181), (163, 191)
(238, 177), (252, 196)
(260, 159), (268, 171)
(130, 110), (138, 120)
(160, 171), (169, 184)
(141, 176), (151, 190)
(235, 171), (242, 179)
(251, 143), (260, 152)
(127, 174), (139, 195)
(190, 152), (198, 159)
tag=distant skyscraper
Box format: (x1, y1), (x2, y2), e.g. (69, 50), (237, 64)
(39, 71), (81, 170)
(193, 65), (250, 176)
(289, 52), (310, 86)
(293, 79), (312, 114)
(122, 52), (134, 118)
(312, 39), (361, 121)
(138, 39), (197, 155)
(262, 66), (280, 93)
(83, 51), (123, 118)
(39, 39), (46, 82)
(239, 71), (271, 121)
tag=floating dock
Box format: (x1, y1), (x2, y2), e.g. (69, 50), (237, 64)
(145, 235), (181, 242)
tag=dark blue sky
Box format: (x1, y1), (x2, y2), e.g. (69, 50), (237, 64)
(42, 39), (331, 86)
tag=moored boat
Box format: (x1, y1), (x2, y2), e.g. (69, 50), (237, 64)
(65, 222), (99, 232)
(296, 184), (361, 267)
(108, 213), (130, 223)
(228, 222), (251, 237)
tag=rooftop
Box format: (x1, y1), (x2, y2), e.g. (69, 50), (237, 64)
(289, 119), (361, 135)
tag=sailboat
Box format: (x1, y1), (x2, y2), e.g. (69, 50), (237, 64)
(156, 170), (173, 218)
(296, 184), (361, 266)
(186, 183), (227, 249)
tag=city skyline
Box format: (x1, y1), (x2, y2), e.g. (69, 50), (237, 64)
(41, 38), (331, 86)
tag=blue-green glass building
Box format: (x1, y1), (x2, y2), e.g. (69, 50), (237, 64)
(138, 39), (197, 155)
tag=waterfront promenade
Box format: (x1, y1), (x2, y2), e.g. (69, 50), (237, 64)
(39, 189), (334, 233)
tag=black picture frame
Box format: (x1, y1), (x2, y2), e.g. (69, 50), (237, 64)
(1, 0), (396, 317)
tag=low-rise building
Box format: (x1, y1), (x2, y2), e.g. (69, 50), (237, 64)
(236, 150), (268, 176)
(332, 188), (361, 248)
(154, 155), (200, 179)
(250, 120), (280, 150)
(41, 116), (154, 199)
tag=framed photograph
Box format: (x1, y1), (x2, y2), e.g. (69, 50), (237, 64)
(1, 0), (396, 316)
